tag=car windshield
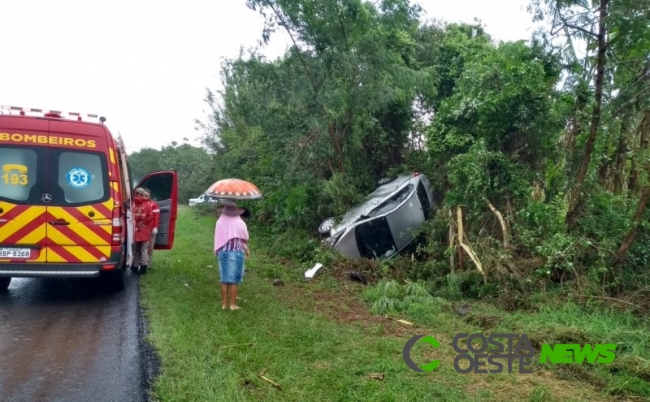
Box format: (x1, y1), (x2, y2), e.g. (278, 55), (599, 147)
(366, 184), (413, 217)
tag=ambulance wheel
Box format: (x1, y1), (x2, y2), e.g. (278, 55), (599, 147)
(107, 269), (127, 292)
(0, 277), (10, 291)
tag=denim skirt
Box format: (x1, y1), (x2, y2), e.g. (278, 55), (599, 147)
(217, 250), (245, 284)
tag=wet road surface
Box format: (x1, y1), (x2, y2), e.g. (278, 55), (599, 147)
(0, 272), (150, 402)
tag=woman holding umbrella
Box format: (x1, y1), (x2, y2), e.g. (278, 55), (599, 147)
(208, 179), (262, 311)
(214, 202), (249, 310)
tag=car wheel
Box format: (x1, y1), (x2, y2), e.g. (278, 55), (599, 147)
(318, 217), (336, 235)
(0, 277), (11, 291)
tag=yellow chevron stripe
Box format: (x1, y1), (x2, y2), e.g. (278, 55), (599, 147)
(111, 182), (119, 193)
(14, 223), (47, 244)
(75, 205), (111, 221)
(0, 207), (45, 242)
(0, 201), (18, 214)
(47, 227), (100, 262)
(103, 199), (115, 211)
(109, 148), (116, 164)
(47, 207), (109, 246)
(46, 248), (66, 263)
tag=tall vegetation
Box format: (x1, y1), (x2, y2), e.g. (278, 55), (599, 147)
(128, 140), (215, 204)
(197, 0), (650, 300)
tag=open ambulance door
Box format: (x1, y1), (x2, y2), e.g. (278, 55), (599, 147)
(116, 134), (134, 267)
(135, 170), (178, 250)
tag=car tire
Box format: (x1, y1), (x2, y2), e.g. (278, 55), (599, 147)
(0, 277), (11, 291)
(318, 217), (336, 235)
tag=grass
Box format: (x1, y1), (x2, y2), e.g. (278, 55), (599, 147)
(140, 206), (648, 401)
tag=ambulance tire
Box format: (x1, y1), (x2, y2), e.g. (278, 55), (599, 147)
(0, 277), (10, 291)
(106, 268), (127, 292)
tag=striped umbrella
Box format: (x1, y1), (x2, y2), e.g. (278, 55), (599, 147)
(205, 178), (262, 200)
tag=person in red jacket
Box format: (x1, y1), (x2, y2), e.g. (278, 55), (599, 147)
(132, 187), (154, 275)
(144, 189), (160, 261)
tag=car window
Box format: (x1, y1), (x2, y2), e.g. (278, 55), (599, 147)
(367, 184), (414, 217)
(365, 184), (400, 200)
(0, 145), (45, 204)
(355, 217), (396, 259)
(54, 150), (109, 206)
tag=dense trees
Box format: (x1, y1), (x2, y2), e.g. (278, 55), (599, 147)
(128, 140), (215, 204)
(194, 0), (649, 296)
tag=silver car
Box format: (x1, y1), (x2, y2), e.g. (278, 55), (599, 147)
(318, 173), (435, 259)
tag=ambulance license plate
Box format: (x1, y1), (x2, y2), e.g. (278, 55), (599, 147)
(0, 248), (31, 259)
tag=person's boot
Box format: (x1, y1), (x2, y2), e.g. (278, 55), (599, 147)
(139, 265), (148, 275)
(130, 265), (139, 274)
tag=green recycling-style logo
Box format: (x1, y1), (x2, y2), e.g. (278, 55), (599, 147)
(402, 335), (441, 372)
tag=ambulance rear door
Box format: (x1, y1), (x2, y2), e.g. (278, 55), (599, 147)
(0, 123), (49, 266)
(43, 121), (113, 265)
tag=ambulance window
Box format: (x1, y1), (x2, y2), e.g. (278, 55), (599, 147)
(0, 145), (44, 204)
(54, 150), (109, 206)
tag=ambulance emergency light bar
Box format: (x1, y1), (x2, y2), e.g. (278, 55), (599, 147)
(1, 105), (106, 123)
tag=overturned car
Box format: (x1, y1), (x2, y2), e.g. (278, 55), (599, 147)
(318, 173), (435, 259)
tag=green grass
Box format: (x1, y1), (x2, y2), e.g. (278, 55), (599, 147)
(140, 207), (645, 401)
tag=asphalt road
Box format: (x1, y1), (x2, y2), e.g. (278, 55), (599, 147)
(0, 272), (155, 402)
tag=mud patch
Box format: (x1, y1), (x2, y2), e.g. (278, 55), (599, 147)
(137, 283), (162, 402)
(462, 313), (501, 330)
(275, 282), (417, 337)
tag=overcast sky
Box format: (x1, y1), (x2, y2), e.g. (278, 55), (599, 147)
(0, 0), (539, 153)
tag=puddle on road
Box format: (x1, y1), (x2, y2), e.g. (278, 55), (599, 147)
(0, 275), (144, 402)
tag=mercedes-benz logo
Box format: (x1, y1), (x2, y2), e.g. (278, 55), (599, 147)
(41, 193), (52, 203)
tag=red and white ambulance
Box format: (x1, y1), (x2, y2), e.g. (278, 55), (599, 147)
(0, 105), (178, 291)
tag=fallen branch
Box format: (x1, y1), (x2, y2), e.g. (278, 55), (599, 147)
(460, 243), (486, 281)
(385, 315), (413, 326)
(258, 369), (281, 390)
(457, 207), (464, 271)
(449, 208), (455, 272)
(485, 198), (509, 249)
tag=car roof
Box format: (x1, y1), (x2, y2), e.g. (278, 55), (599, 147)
(331, 174), (418, 233)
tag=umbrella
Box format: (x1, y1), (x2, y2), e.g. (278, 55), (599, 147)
(205, 178), (262, 200)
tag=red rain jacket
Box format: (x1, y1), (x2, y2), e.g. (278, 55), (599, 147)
(150, 200), (160, 230)
(133, 195), (154, 242)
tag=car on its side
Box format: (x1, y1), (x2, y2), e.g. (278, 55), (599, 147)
(318, 173), (435, 260)
(188, 194), (221, 206)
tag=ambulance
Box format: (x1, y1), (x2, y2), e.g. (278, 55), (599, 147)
(0, 105), (178, 291)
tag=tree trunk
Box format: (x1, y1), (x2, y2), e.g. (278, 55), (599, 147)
(565, 0), (609, 227)
(613, 186), (650, 266)
(613, 129), (627, 195)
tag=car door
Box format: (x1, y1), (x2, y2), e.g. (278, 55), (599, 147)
(0, 139), (49, 264)
(135, 171), (178, 250)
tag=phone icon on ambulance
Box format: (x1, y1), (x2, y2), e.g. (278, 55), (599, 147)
(2, 164), (28, 186)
